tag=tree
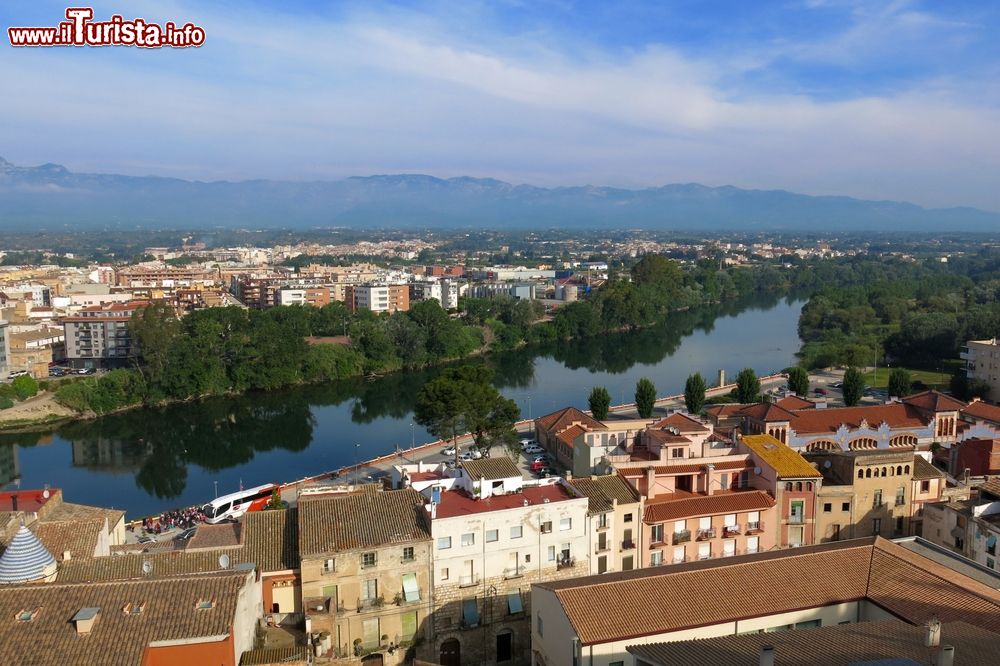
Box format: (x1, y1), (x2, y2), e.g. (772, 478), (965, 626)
(887, 368), (912, 398)
(129, 302), (181, 386)
(635, 377), (657, 418)
(684, 373), (707, 414)
(588, 386), (612, 420)
(842, 367), (864, 406)
(413, 372), (469, 461)
(786, 366), (809, 397)
(630, 255), (682, 289)
(11, 375), (39, 401)
(734, 368), (760, 404)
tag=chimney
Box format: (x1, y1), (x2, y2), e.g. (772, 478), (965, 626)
(10, 495), (17, 512)
(565, 470), (572, 481)
(718, 369), (726, 388)
(645, 468), (656, 500)
(63, 550), (71, 562)
(759, 645), (775, 666)
(936, 646), (955, 666)
(925, 617), (941, 647)
(706, 463), (716, 496)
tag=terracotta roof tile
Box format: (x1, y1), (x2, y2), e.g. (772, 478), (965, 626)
(643, 490), (775, 523)
(912, 455), (945, 480)
(774, 395), (816, 410)
(741, 434), (821, 479)
(433, 485), (577, 519)
(651, 413), (710, 433)
(739, 402), (798, 422)
(460, 457), (522, 481)
(903, 390), (967, 413)
(186, 522), (241, 550)
(535, 407), (607, 433)
(788, 403), (929, 434)
(567, 475), (640, 514)
(556, 424), (587, 448)
(298, 489), (429, 556)
(704, 404), (750, 418)
(962, 399), (1000, 424)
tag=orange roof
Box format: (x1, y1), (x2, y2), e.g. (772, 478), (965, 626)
(962, 399), (1000, 424)
(557, 424), (588, 448)
(643, 490), (775, 523)
(704, 404), (750, 418)
(788, 403), (928, 435)
(741, 434), (821, 479)
(652, 413), (710, 433)
(536, 406), (607, 433)
(616, 459), (752, 478)
(645, 431), (692, 445)
(902, 390), (966, 413)
(739, 402), (798, 422)
(775, 395), (815, 410)
(434, 484), (576, 519)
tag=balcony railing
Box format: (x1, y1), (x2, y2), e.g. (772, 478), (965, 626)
(788, 514), (805, 525)
(356, 597), (385, 612)
(459, 574), (479, 588)
(723, 524), (741, 537)
(557, 556), (576, 570)
(595, 543), (611, 554)
(895, 497), (906, 506)
(746, 521), (763, 533)
(696, 528), (716, 541)
(672, 554), (687, 564)
(673, 530), (691, 545)
(873, 500), (885, 510)
(621, 539), (635, 550)
(503, 567), (524, 579)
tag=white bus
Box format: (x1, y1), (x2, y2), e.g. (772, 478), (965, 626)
(202, 483), (277, 524)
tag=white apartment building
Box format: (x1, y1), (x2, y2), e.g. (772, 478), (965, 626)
(410, 279), (462, 310)
(963, 338), (1000, 399)
(0, 320), (10, 381)
(405, 457), (589, 666)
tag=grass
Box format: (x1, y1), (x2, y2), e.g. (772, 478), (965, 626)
(862, 367), (951, 390)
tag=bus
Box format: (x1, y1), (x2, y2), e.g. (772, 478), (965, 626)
(202, 483), (277, 524)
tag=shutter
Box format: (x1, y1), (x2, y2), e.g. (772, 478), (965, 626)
(400, 611), (417, 641)
(402, 573), (420, 603)
(463, 598), (480, 627)
(507, 592), (523, 614)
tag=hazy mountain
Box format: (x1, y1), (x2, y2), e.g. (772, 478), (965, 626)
(0, 156), (997, 232)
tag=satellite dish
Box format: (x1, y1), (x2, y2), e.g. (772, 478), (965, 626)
(824, 460), (832, 469)
(42, 489), (50, 499)
(753, 467), (762, 475)
(218, 554), (230, 569)
(141, 561), (152, 575)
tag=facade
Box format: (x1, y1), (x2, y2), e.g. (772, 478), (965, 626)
(565, 475), (642, 575)
(924, 479), (1000, 572)
(298, 489), (432, 663)
(534, 407), (612, 477)
(962, 338), (1000, 398)
(0, 318), (9, 380)
(353, 284), (410, 314)
(531, 537), (1000, 666)
(62, 300), (148, 369)
(276, 286), (331, 307)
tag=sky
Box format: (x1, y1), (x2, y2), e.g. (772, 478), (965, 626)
(3, 0), (1000, 211)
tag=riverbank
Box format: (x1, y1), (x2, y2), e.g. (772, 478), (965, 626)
(0, 391), (79, 431)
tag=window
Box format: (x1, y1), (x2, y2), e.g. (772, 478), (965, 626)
(873, 490), (883, 507)
(537, 612), (544, 637)
(823, 503), (832, 513)
(486, 529), (499, 543)
(400, 610), (417, 642)
(597, 513), (608, 529)
(16, 608), (40, 622)
(842, 502), (850, 512)
(547, 545), (556, 561)
(672, 447), (684, 458)
(559, 517), (572, 531)
(650, 524), (664, 543)
(402, 573), (420, 603)
(872, 518), (882, 535)
(362, 552), (377, 568)
(673, 545), (685, 563)
(796, 620), (821, 629)
(361, 579), (377, 600)
(438, 537), (452, 550)
(698, 542), (711, 560)
(624, 513), (633, 523)
(895, 486), (906, 506)
(441, 567), (449, 581)
(746, 536), (760, 554)
(699, 516), (712, 530)
(323, 558), (335, 573)
(402, 547), (414, 562)
(920, 480), (930, 493)
(461, 533), (475, 547)
(510, 525), (523, 539)
(541, 521), (553, 534)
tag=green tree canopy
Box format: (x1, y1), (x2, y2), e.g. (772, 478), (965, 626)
(887, 368), (912, 398)
(842, 367), (864, 406)
(786, 366), (809, 397)
(684, 373), (707, 414)
(11, 375), (38, 401)
(588, 386), (612, 420)
(734, 368), (760, 404)
(635, 377), (657, 418)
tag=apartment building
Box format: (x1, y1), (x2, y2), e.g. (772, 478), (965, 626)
(924, 479), (1000, 572)
(532, 537), (1000, 666)
(8, 327), (64, 378)
(298, 489), (432, 663)
(962, 338), (1000, 398)
(276, 286), (331, 307)
(0, 318), (9, 381)
(351, 284), (410, 314)
(62, 300), (149, 370)
(565, 475), (642, 575)
(412, 457), (589, 666)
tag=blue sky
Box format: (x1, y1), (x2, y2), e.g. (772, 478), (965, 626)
(3, 0), (1000, 210)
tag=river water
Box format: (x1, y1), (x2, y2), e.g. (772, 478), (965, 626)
(0, 294), (805, 517)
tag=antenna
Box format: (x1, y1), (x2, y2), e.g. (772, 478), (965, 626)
(218, 554), (231, 569)
(824, 460), (832, 469)
(141, 561), (152, 575)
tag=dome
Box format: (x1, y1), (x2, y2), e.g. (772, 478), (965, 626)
(0, 524), (57, 584)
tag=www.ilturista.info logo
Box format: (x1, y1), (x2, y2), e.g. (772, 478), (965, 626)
(8, 7), (205, 48)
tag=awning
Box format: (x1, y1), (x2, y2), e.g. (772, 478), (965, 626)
(402, 573), (420, 603)
(508, 592), (523, 614)
(463, 598), (479, 627)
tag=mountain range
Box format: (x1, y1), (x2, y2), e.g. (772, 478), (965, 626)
(0, 156), (997, 232)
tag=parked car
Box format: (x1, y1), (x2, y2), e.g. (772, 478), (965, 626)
(534, 466), (554, 478)
(814, 387), (828, 396)
(530, 458), (553, 472)
(520, 438), (537, 448)
(174, 528), (197, 542)
(136, 535), (156, 544)
(442, 446), (457, 456)
(830, 381), (844, 389)
(458, 449), (483, 462)
(77, 367), (96, 375)
(523, 444), (544, 455)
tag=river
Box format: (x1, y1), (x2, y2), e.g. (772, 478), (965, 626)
(0, 294), (805, 517)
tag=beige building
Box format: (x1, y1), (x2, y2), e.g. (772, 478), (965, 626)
(566, 475), (642, 575)
(923, 478), (1000, 573)
(962, 338), (1000, 398)
(298, 488), (432, 663)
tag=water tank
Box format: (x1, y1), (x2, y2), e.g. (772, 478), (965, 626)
(563, 284), (578, 302)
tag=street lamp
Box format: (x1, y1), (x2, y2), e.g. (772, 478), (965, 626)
(213, 480), (218, 499)
(526, 395), (532, 421)
(410, 423), (415, 449)
(355, 443), (361, 484)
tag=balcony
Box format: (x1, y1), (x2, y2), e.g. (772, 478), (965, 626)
(459, 574), (479, 588)
(356, 597), (385, 612)
(872, 500), (885, 511)
(696, 528), (716, 541)
(672, 530), (691, 545)
(621, 539), (635, 551)
(672, 555), (687, 564)
(788, 514), (805, 525)
(595, 543), (611, 554)
(503, 567), (524, 580)
(895, 497), (906, 507)
(746, 521), (763, 533)
(557, 556), (576, 571)
(723, 524), (742, 537)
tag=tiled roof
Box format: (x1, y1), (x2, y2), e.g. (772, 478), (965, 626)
(788, 403), (928, 434)
(903, 390), (967, 413)
(433, 484), (577, 519)
(703, 404), (750, 418)
(45, 502), (125, 528)
(539, 537), (1000, 646)
(241, 646), (310, 665)
(186, 522), (242, 550)
(461, 457), (522, 481)
(616, 459), (751, 478)
(33, 520), (102, 560)
(535, 407), (606, 433)
(980, 478), (1000, 500)
(298, 489), (429, 556)
(644, 431), (692, 445)
(627, 619), (1000, 666)
(643, 490), (775, 523)
(741, 434), (821, 479)
(0, 570), (250, 666)
(556, 424), (587, 447)
(774, 395), (815, 410)
(962, 399), (1000, 423)
(912, 455), (945, 480)
(651, 413), (710, 433)
(567, 475), (640, 514)
(739, 402), (798, 422)
(0, 524), (56, 584)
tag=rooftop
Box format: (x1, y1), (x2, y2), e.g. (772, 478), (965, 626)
(902, 390), (967, 413)
(643, 490), (776, 523)
(566, 475), (640, 514)
(433, 483), (577, 519)
(298, 489), (429, 556)
(535, 406), (607, 434)
(912, 455), (946, 481)
(536, 537), (1000, 646)
(651, 413), (710, 433)
(627, 619), (999, 666)
(961, 399), (1000, 424)
(741, 434), (822, 479)
(461, 457), (522, 481)
(616, 458), (752, 478)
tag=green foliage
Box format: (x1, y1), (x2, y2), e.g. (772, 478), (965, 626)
(0, 384), (15, 400)
(786, 366), (809, 397)
(734, 368), (760, 404)
(588, 386), (612, 420)
(684, 373), (708, 415)
(887, 368), (912, 398)
(635, 377), (657, 418)
(11, 375), (39, 401)
(842, 367), (865, 406)
(0, 396), (13, 410)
